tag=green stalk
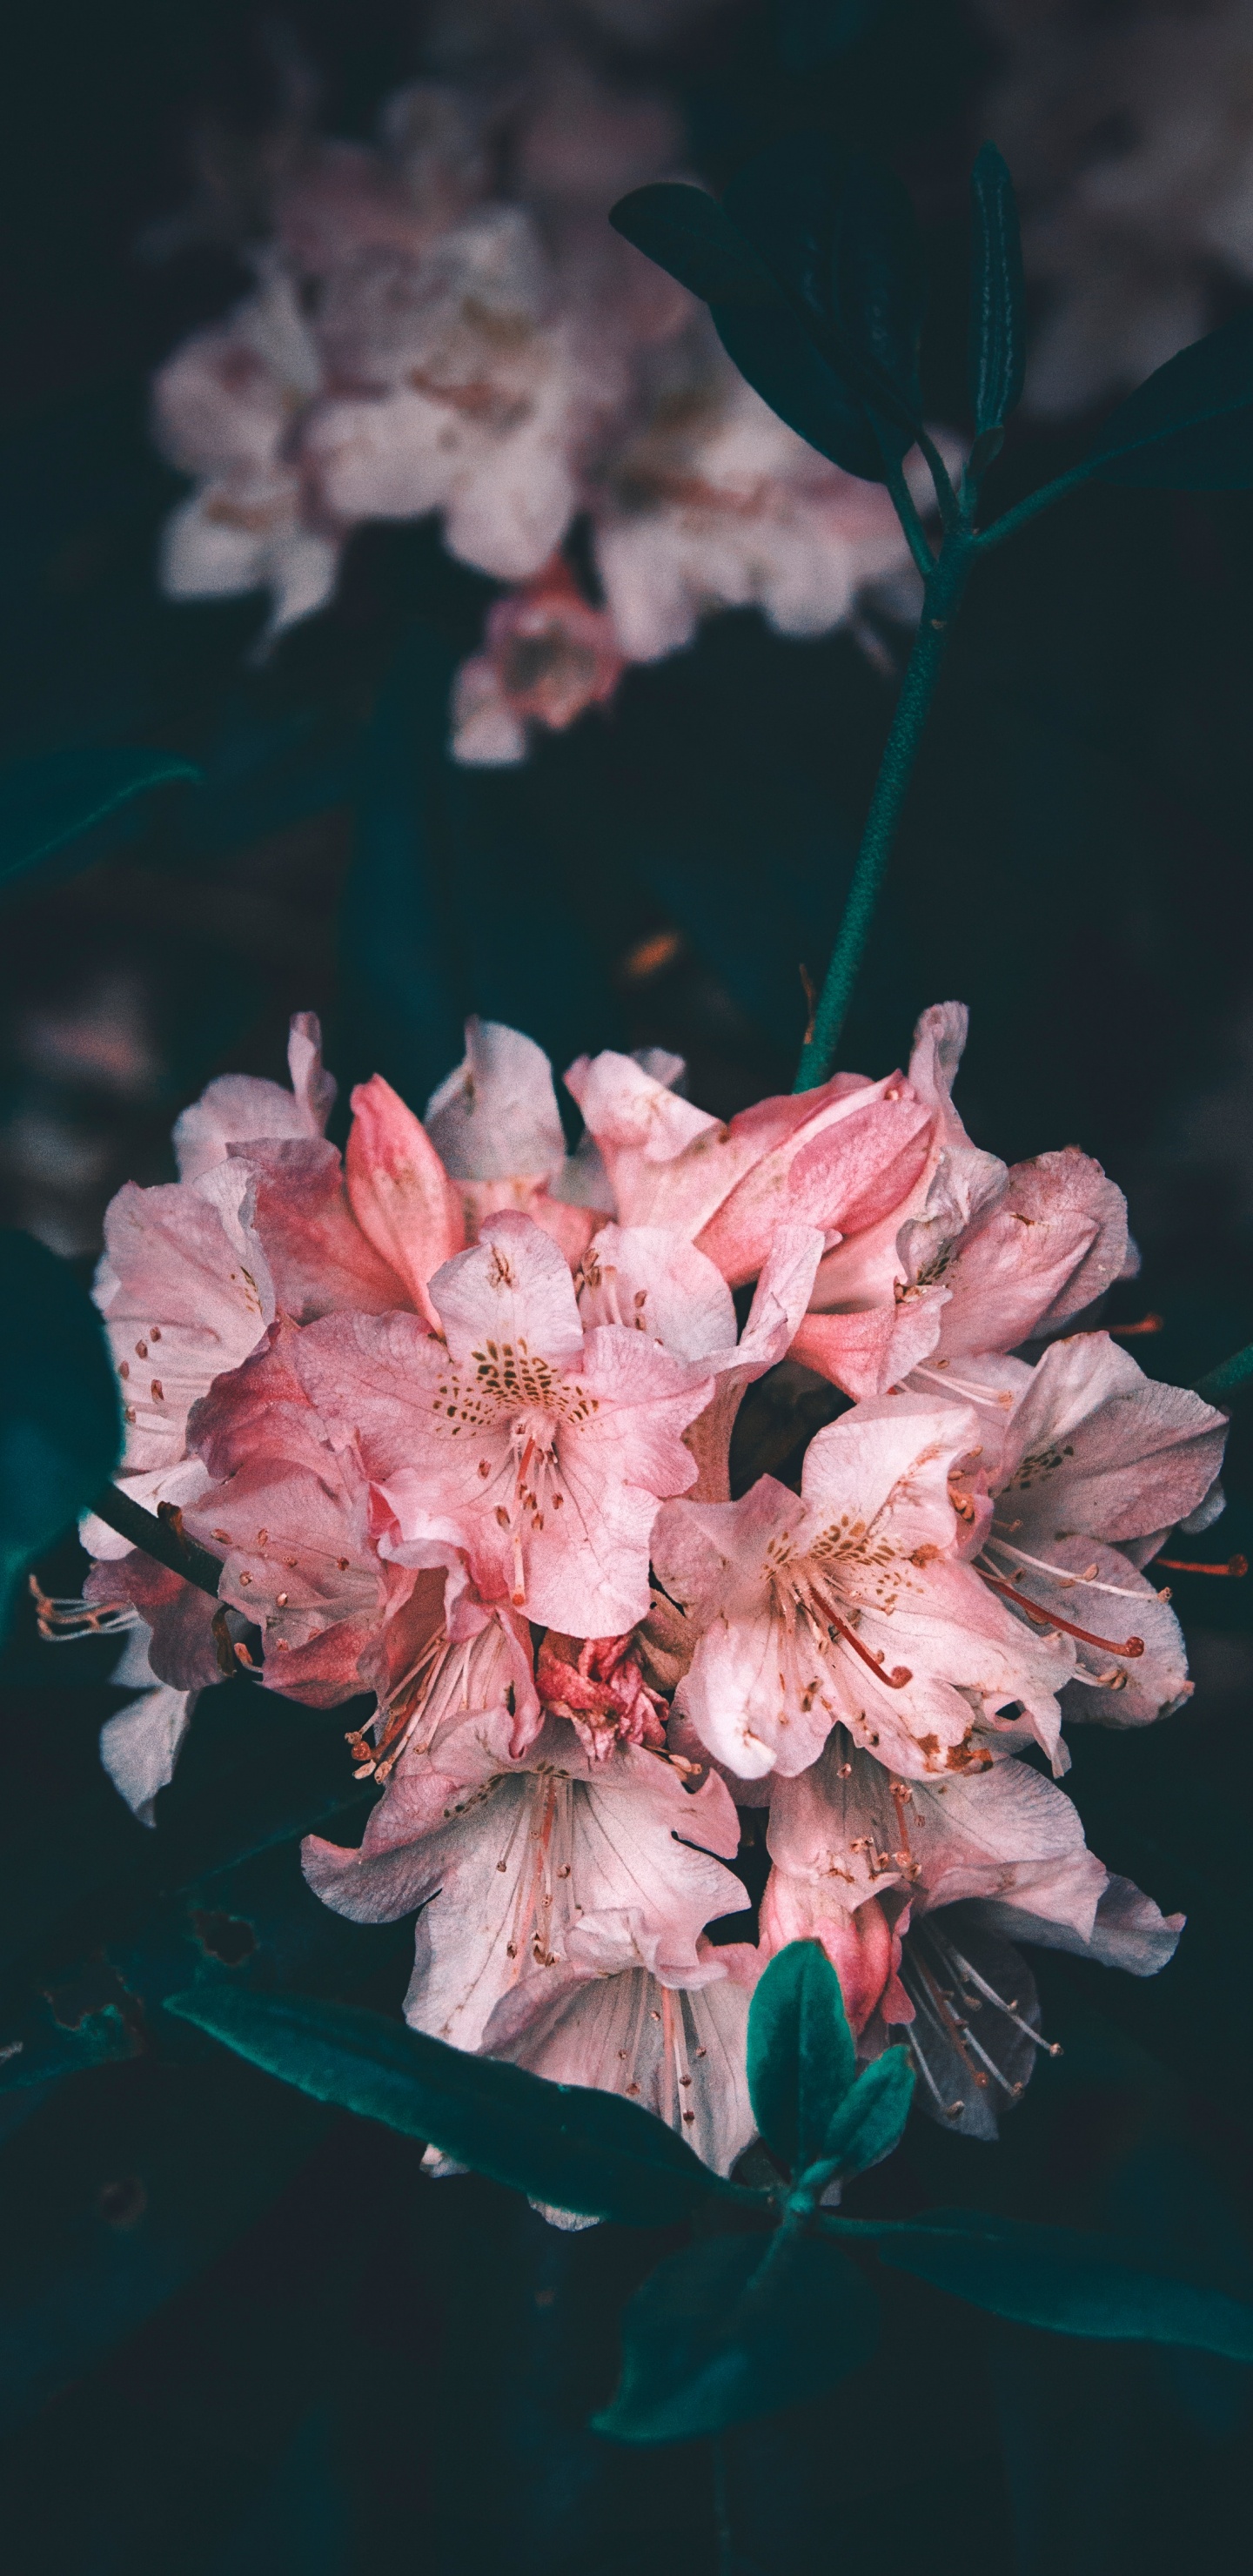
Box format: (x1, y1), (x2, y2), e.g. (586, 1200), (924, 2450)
(794, 525), (976, 1090)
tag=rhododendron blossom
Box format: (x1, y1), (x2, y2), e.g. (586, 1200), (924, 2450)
(652, 1397), (1075, 1784)
(67, 1000), (1221, 2190)
(151, 57), (951, 755)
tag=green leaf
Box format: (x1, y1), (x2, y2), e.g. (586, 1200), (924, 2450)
(0, 1231), (122, 1623)
(608, 182), (779, 307)
(1086, 312), (1253, 489)
(831, 154), (925, 440)
(612, 164), (884, 480)
(164, 1986), (755, 2225)
(968, 144), (1025, 439)
(593, 2226), (879, 2440)
(747, 1940), (856, 2177)
(1195, 1338), (1253, 1402)
(826, 2210), (1253, 2358)
(0, 747), (199, 895)
(720, 135), (887, 479)
(798, 2046), (915, 2194)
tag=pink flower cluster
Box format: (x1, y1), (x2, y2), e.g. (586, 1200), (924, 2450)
(151, 60), (938, 760)
(81, 1004), (1225, 2187)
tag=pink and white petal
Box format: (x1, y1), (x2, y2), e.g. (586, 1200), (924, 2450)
(379, 1740), (743, 2051)
(1042, 1539), (1192, 1727)
(563, 1050), (722, 1227)
(694, 1074), (928, 1288)
(84, 1555), (224, 1693)
(424, 1017), (566, 1183)
(171, 1010), (333, 1183)
(790, 1289), (948, 1401)
(430, 1210), (584, 1369)
(80, 1454), (212, 1560)
(99, 1681), (196, 1826)
(482, 1962), (756, 2173)
(96, 1160), (275, 1470)
(996, 1334), (1228, 1553)
(293, 1309), (450, 1479)
(578, 1225), (736, 1358)
(933, 1151), (1129, 1359)
(345, 1074), (466, 1327)
(800, 1395), (979, 1553)
(651, 1477), (804, 1627)
(452, 1177), (596, 1268)
(676, 1607), (834, 1779)
(759, 1872), (899, 2035)
(766, 1740), (905, 1909)
(242, 1138), (412, 1319)
(901, 1759), (1106, 1935)
(969, 1871), (1183, 1977)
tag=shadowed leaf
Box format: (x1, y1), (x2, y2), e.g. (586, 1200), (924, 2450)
(165, 1985), (758, 2225)
(593, 2225), (879, 2440)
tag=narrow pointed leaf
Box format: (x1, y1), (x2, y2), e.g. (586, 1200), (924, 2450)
(968, 144), (1025, 436)
(799, 2045), (915, 2193)
(747, 1940), (857, 2177)
(593, 2226), (879, 2440)
(0, 747), (199, 894)
(0, 1231), (122, 1622)
(1086, 311), (1253, 489)
(608, 183), (780, 306)
(164, 1986), (756, 2224)
(826, 2210), (1253, 2357)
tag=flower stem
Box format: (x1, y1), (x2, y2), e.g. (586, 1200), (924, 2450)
(794, 525), (976, 1090)
(89, 1482), (223, 1597)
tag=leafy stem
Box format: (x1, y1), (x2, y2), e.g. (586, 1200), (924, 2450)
(975, 456), (1096, 552)
(794, 520), (976, 1089)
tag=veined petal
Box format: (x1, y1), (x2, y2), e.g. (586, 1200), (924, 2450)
(345, 1073), (465, 1327)
(172, 1010), (335, 1182)
(482, 1955), (757, 2175)
(425, 1017), (566, 1182)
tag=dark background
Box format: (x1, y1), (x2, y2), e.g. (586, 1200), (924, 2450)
(2, 3), (1252, 2567)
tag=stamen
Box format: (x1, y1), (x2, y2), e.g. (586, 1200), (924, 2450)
(1155, 1553), (1248, 1578)
(937, 1934), (1063, 2057)
(1109, 1314), (1163, 1338)
(978, 1568), (1143, 1657)
(905, 2023), (965, 2122)
(825, 1605), (912, 1689)
(986, 1534), (1149, 1600)
(28, 1577), (138, 1642)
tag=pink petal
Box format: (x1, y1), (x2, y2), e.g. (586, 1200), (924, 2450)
(429, 1209), (584, 1368)
(345, 1073), (465, 1327)
(425, 1017), (566, 1183)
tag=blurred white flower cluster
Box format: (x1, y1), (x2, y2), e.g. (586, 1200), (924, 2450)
(976, 0), (1253, 415)
(151, 48), (932, 762)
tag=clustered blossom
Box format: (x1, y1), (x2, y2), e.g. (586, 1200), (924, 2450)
(975, 0), (1253, 415)
(151, 54), (943, 758)
(69, 1000), (1225, 2198)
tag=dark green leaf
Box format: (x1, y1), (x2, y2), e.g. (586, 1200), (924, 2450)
(827, 2210), (1253, 2358)
(968, 144), (1025, 439)
(0, 1232), (122, 1623)
(832, 155), (925, 439)
(608, 183), (779, 307)
(800, 2046), (915, 2192)
(165, 1987), (754, 2225)
(711, 300), (886, 478)
(593, 2226), (879, 2440)
(747, 1940), (856, 2177)
(0, 747), (198, 894)
(1086, 312), (1253, 488)
(1196, 1338), (1253, 1402)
